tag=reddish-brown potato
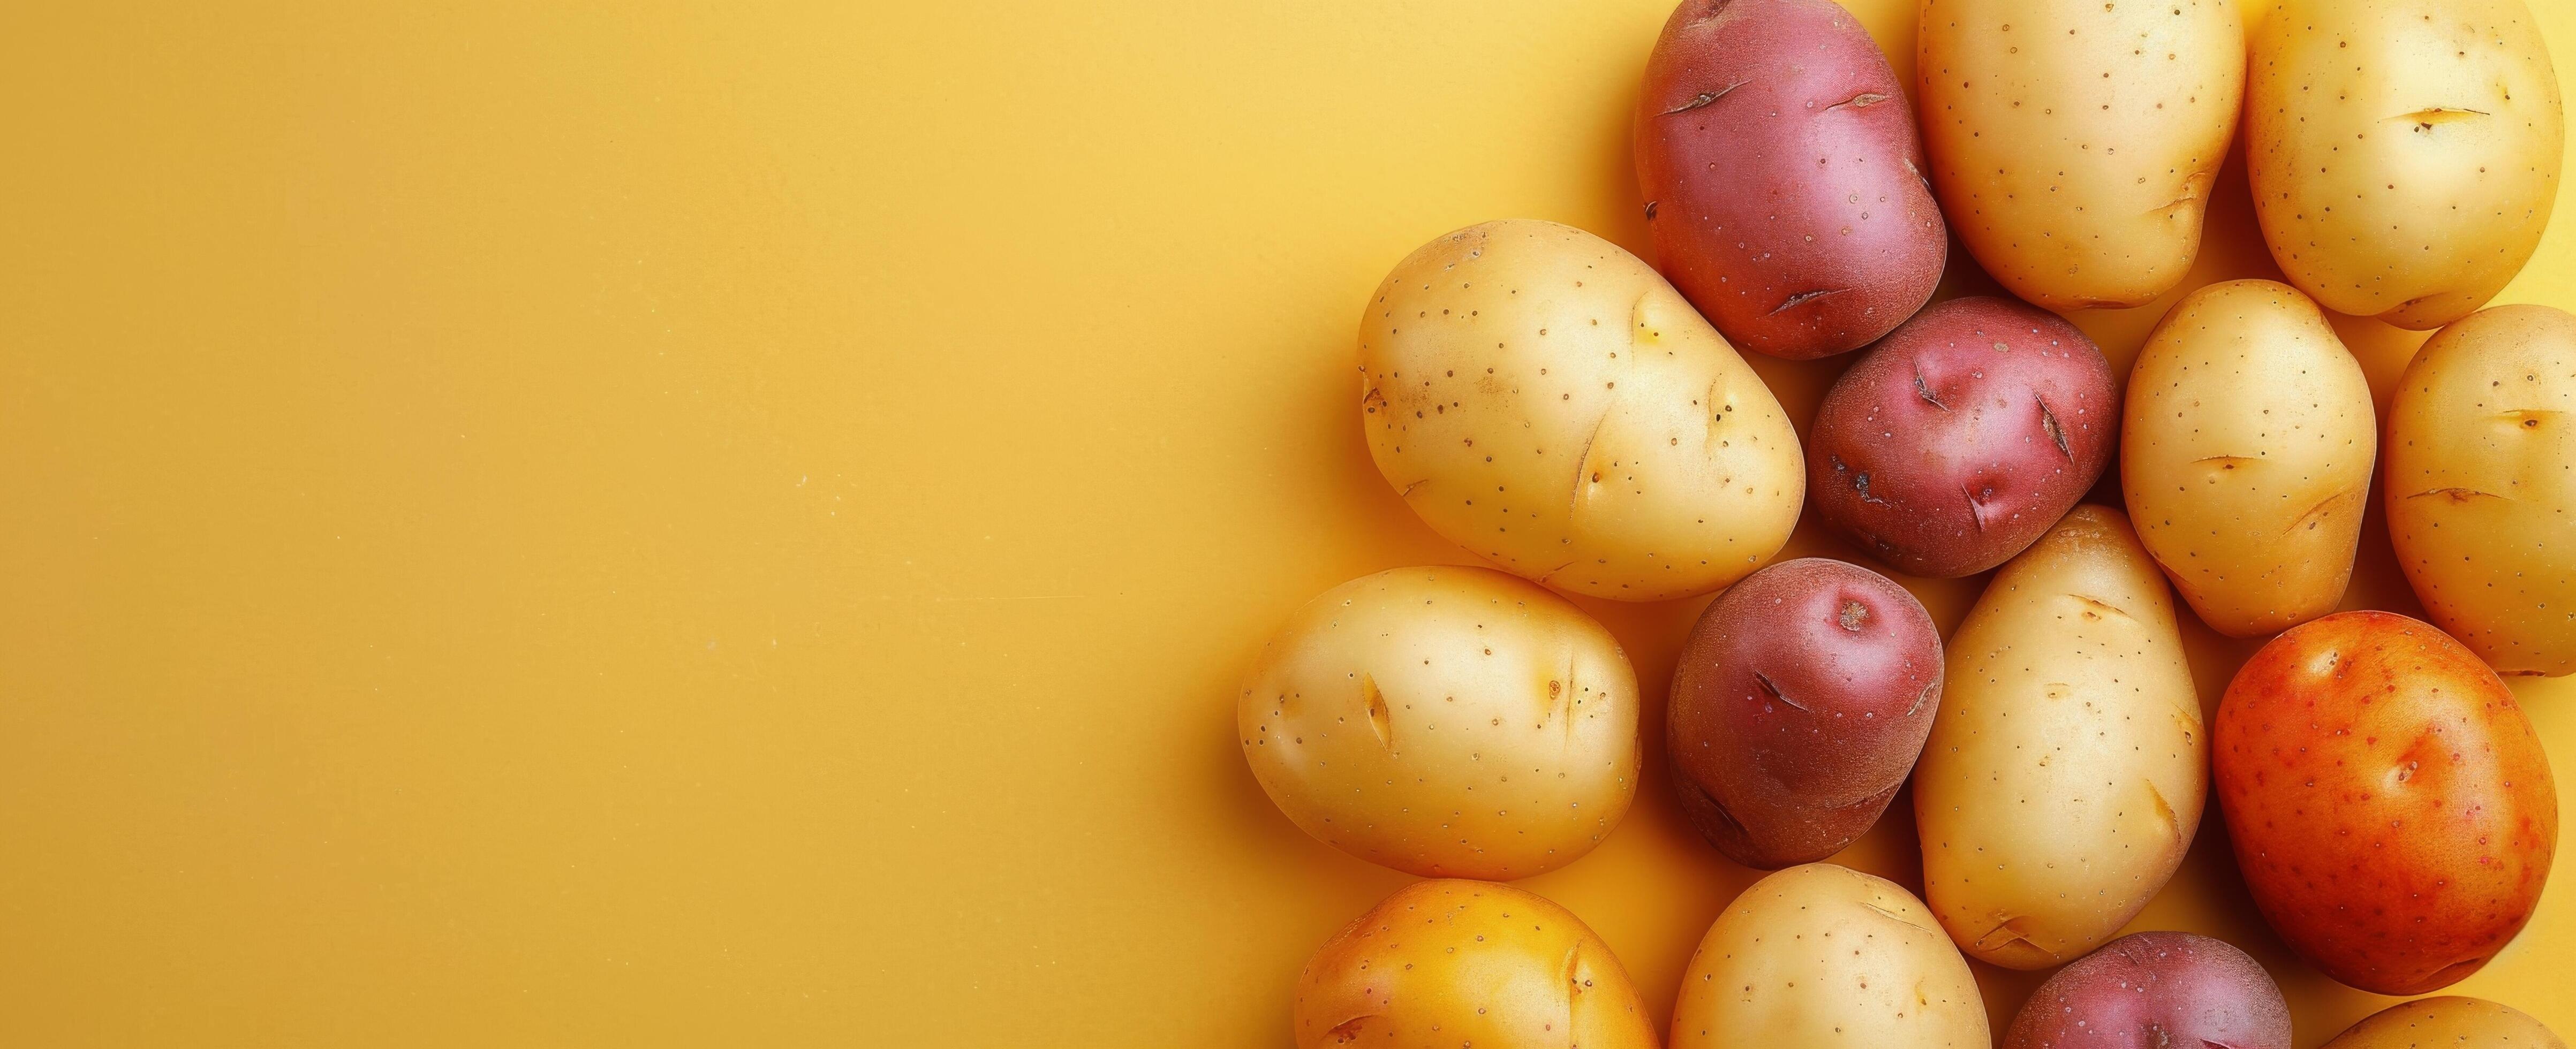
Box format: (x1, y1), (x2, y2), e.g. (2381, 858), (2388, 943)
(1807, 296), (2118, 577)
(2216, 611), (2559, 995)
(1667, 558), (1942, 868)
(2003, 931), (2292, 1049)
(1635, 0), (1945, 360)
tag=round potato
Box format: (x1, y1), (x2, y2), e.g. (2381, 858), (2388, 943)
(2003, 931), (2292, 1049)
(1295, 879), (1656, 1049)
(1808, 296), (2117, 578)
(1238, 566), (1639, 879)
(1667, 557), (1942, 869)
(1918, 0), (2243, 309)
(1360, 219), (1803, 600)
(1915, 505), (2205, 969)
(2248, 0), (2564, 329)
(2323, 997), (2567, 1049)
(1635, 0), (1945, 359)
(1671, 863), (1988, 1048)
(2216, 611), (2557, 995)
(2124, 280), (2376, 637)
(2388, 305), (2576, 675)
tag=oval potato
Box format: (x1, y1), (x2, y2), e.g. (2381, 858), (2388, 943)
(2322, 997), (2567, 1049)
(1361, 219), (1803, 600)
(2388, 305), (2576, 675)
(2003, 931), (2292, 1049)
(2248, 0), (2564, 329)
(1915, 505), (2205, 969)
(1918, 0), (2243, 309)
(2124, 279), (2376, 637)
(1238, 566), (1640, 879)
(1671, 863), (1988, 1048)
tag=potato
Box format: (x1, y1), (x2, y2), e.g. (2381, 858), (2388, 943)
(1915, 505), (2204, 969)
(2123, 280), (2376, 637)
(2248, 0), (2564, 329)
(2322, 997), (2567, 1049)
(1360, 219), (1803, 600)
(1917, 0), (2243, 309)
(1634, 0), (1945, 360)
(1807, 296), (2117, 578)
(2003, 931), (2292, 1049)
(1238, 566), (1640, 879)
(2388, 305), (2576, 675)
(1294, 879), (1657, 1049)
(1671, 863), (1987, 1047)
(1667, 557), (1942, 869)
(2215, 610), (2558, 994)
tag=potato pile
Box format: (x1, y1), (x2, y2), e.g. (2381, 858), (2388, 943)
(1240, 0), (2571, 1045)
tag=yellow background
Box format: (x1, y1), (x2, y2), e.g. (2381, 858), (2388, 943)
(4, 1), (2574, 1045)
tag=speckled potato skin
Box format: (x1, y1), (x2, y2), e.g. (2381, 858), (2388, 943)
(1238, 566), (1640, 879)
(2323, 997), (2569, 1049)
(1915, 506), (2205, 970)
(1667, 558), (1943, 869)
(2215, 611), (2558, 995)
(1807, 296), (2118, 578)
(2388, 306), (2576, 676)
(1294, 880), (1657, 1049)
(1361, 219), (1803, 601)
(2248, 0), (2564, 329)
(1635, 0), (1945, 360)
(1918, 0), (2243, 309)
(1670, 863), (1988, 1048)
(2123, 280), (2376, 637)
(2002, 931), (2292, 1049)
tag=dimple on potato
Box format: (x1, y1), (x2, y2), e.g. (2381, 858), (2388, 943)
(1295, 879), (1657, 1049)
(2248, 0), (2564, 329)
(1917, 0), (2243, 309)
(1670, 863), (1988, 1048)
(1238, 566), (1639, 879)
(1915, 505), (2205, 969)
(2388, 305), (2576, 675)
(2322, 997), (2568, 1049)
(1361, 219), (1803, 600)
(2003, 931), (2292, 1049)
(2124, 280), (2376, 637)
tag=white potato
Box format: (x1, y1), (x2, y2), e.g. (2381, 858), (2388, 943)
(1671, 863), (1988, 1048)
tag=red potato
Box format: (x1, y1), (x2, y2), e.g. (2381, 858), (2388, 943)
(2216, 611), (2559, 995)
(2003, 931), (2292, 1049)
(1667, 557), (1942, 869)
(1806, 296), (2117, 577)
(1635, 0), (1945, 360)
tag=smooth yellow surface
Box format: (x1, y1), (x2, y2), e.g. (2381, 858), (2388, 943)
(1, 2), (2573, 1046)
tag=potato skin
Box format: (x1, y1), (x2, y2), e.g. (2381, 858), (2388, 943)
(2388, 306), (2576, 675)
(2215, 611), (2558, 995)
(2322, 997), (2568, 1049)
(2002, 931), (2292, 1049)
(1808, 296), (2117, 578)
(1671, 863), (1988, 1048)
(1361, 219), (1803, 600)
(1635, 0), (1944, 360)
(2123, 280), (2376, 637)
(1915, 506), (2204, 969)
(1918, 0), (2242, 309)
(1295, 879), (1657, 1049)
(1667, 557), (1942, 869)
(2248, 0), (2564, 329)
(1238, 566), (1639, 879)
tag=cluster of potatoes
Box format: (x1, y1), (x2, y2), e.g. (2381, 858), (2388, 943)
(1240, 0), (2574, 1045)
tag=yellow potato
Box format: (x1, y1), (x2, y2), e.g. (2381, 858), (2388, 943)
(1294, 879), (1657, 1049)
(1670, 863), (1988, 1048)
(2122, 280), (2376, 637)
(1917, 0), (2243, 310)
(2248, 0), (2564, 329)
(1359, 219), (1801, 601)
(1238, 566), (1638, 878)
(1914, 506), (2205, 969)
(2322, 996), (2567, 1048)
(2387, 305), (2576, 675)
